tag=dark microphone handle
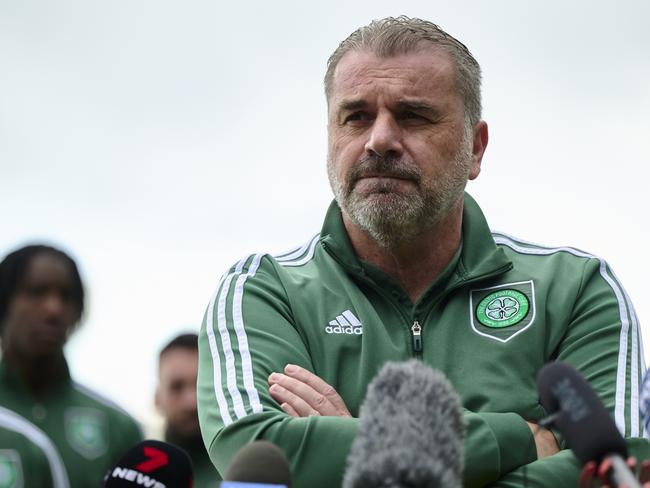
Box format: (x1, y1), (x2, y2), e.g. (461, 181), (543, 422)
(608, 454), (642, 488)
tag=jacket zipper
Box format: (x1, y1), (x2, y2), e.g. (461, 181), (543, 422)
(408, 265), (513, 356)
(417, 263), (515, 337)
(322, 239), (513, 357)
(411, 321), (423, 353)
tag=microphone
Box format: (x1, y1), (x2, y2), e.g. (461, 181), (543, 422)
(342, 359), (464, 488)
(223, 440), (291, 487)
(537, 361), (639, 488)
(220, 484), (288, 488)
(103, 439), (193, 487)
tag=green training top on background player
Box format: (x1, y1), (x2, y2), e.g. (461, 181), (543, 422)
(0, 244), (142, 488)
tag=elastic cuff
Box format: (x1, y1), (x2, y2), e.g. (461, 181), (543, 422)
(480, 412), (538, 475)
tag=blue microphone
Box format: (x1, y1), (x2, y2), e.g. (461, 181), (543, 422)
(220, 483), (287, 488)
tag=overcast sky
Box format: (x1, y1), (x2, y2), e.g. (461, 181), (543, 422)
(1, 0), (649, 429)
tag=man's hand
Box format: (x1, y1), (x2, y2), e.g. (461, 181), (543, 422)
(268, 364), (352, 418)
(526, 421), (560, 459)
(578, 457), (650, 488)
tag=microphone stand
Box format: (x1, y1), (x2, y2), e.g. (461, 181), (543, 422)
(608, 455), (642, 488)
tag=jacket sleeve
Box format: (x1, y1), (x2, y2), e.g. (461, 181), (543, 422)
(494, 256), (648, 485)
(556, 256), (645, 438)
(462, 411), (537, 486)
(197, 253), (357, 487)
(491, 439), (650, 487)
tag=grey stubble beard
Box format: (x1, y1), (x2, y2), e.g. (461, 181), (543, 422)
(328, 134), (473, 250)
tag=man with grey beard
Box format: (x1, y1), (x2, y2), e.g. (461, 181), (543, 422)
(197, 16), (647, 487)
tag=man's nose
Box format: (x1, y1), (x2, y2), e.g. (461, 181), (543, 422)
(182, 388), (198, 411)
(364, 114), (403, 158)
(43, 292), (67, 317)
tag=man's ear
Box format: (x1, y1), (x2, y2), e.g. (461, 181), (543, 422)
(469, 120), (488, 180)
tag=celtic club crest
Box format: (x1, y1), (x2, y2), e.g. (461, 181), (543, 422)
(469, 281), (535, 342)
(64, 407), (108, 460)
(0, 450), (23, 488)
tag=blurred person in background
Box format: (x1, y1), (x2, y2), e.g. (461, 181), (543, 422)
(156, 333), (220, 487)
(0, 404), (70, 488)
(0, 244), (142, 487)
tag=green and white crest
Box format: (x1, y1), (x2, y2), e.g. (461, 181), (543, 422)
(64, 407), (108, 460)
(469, 280), (535, 342)
(0, 450), (23, 488)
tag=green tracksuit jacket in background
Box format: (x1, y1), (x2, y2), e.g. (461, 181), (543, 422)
(0, 405), (69, 488)
(197, 193), (648, 487)
(0, 361), (142, 488)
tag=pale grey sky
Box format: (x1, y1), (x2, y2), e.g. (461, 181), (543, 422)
(1, 0), (648, 427)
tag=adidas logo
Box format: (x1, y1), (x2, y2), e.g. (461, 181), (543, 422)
(325, 310), (363, 335)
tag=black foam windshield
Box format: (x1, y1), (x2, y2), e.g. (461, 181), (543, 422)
(537, 361), (627, 464)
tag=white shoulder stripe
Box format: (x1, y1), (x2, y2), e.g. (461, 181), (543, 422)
(610, 265), (641, 436)
(231, 254), (264, 415)
(217, 258), (249, 420)
(274, 234), (320, 264)
(205, 258), (240, 425)
(279, 234), (320, 267)
(274, 233), (319, 262)
(0, 406), (70, 488)
(274, 245), (304, 260)
(207, 254), (266, 426)
(205, 258), (245, 426)
(492, 231), (589, 254)
(493, 233), (639, 436)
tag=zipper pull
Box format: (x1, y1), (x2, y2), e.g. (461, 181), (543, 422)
(411, 321), (422, 353)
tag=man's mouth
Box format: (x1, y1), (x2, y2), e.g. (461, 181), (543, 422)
(32, 320), (68, 343)
(358, 173), (411, 180)
(346, 156), (421, 193)
(355, 171), (419, 184)
(351, 175), (418, 196)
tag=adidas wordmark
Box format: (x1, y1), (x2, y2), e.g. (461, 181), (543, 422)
(325, 310), (363, 335)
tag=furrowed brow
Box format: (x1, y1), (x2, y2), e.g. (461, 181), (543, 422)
(397, 100), (440, 115)
(337, 99), (368, 112)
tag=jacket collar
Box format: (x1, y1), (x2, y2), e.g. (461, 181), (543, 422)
(320, 192), (512, 283)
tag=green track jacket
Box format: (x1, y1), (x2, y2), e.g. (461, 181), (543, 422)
(198, 193), (648, 487)
(0, 361), (142, 488)
(0, 405), (69, 488)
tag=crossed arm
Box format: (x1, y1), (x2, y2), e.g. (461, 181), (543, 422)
(267, 363), (559, 459)
(199, 255), (647, 487)
(267, 364), (650, 487)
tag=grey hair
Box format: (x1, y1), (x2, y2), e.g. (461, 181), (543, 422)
(324, 16), (482, 127)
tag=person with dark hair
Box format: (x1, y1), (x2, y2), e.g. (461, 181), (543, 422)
(0, 244), (142, 487)
(156, 332), (220, 487)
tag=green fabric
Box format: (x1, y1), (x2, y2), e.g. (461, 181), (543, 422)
(0, 429), (55, 488)
(0, 406), (65, 488)
(197, 193), (646, 487)
(192, 449), (221, 488)
(0, 361), (142, 488)
(165, 431), (221, 488)
(491, 439), (650, 487)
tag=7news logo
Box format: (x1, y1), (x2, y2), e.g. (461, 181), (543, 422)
(108, 446), (169, 488)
